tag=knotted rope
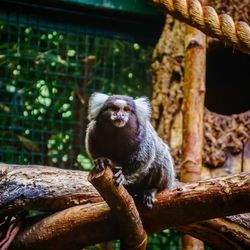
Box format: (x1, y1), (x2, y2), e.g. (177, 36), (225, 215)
(151, 0), (250, 54)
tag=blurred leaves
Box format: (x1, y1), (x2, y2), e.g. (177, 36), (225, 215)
(0, 22), (152, 169)
(17, 135), (40, 152)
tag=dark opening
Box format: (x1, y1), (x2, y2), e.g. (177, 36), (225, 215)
(205, 46), (250, 115)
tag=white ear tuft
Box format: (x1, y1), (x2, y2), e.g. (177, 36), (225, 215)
(88, 93), (109, 120)
(134, 97), (151, 125)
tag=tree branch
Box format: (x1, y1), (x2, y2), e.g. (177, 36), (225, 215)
(0, 163), (247, 249)
(0, 163), (101, 215)
(178, 215), (250, 250)
(88, 166), (147, 250)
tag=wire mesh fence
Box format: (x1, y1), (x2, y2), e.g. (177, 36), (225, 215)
(0, 9), (152, 169)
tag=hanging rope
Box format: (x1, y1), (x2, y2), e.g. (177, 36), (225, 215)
(151, 0), (250, 54)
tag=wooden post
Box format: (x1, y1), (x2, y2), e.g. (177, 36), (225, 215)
(181, 23), (206, 249)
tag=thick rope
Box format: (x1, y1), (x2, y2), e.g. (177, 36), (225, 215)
(151, 0), (250, 54)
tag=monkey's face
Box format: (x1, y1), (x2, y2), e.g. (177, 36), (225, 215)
(89, 93), (149, 130)
(108, 99), (132, 128)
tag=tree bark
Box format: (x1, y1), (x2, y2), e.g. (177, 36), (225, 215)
(0, 164), (248, 249)
(10, 169), (250, 250)
(1, 164), (249, 249)
(178, 215), (250, 250)
(181, 25), (206, 182)
(88, 166), (147, 250)
(181, 21), (206, 249)
(0, 163), (101, 215)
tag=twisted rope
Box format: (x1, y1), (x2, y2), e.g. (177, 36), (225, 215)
(151, 0), (250, 54)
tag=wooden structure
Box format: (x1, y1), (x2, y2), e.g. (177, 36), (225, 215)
(150, 0), (250, 176)
(150, 0), (250, 248)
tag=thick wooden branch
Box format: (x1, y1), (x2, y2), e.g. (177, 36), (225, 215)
(0, 163), (101, 215)
(178, 215), (250, 250)
(8, 168), (249, 249)
(1, 164), (250, 249)
(1, 165), (249, 218)
(88, 166), (147, 250)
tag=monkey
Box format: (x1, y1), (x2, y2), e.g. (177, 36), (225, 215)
(85, 93), (175, 208)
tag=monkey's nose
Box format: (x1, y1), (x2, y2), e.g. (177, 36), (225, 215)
(116, 111), (124, 119)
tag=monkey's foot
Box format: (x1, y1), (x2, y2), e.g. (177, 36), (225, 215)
(113, 167), (126, 186)
(93, 158), (112, 172)
(142, 189), (157, 208)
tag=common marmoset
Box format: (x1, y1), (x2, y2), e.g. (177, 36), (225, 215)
(85, 93), (175, 207)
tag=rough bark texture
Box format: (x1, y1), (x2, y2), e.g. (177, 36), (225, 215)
(0, 164), (249, 249)
(1, 165), (249, 218)
(151, 13), (250, 177)
(151, 15), (185, 168)
(8, 170), (249, 250)
(88, 166), (147, 250)
(203, 110), (250, 168)
(0, 163), (101, 215)
(207, 0), (250, 24)
(178, 214), (250, 250)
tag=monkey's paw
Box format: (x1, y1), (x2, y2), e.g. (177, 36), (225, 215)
(142, 189), (157, 208)
(113, 167), (126, 186)
(93, 158), (112, 172)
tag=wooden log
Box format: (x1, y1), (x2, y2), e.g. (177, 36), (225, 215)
(10, 171), (250, 250)
(88, 166), (147, 250)
(0, 163), (101, 215)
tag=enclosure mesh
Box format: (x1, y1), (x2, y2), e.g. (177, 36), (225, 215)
(0, 10), (152, 169)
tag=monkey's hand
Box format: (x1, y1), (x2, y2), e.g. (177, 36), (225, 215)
(143, 189), (157, 208)
(93, 157), (112, 172)
(113, 166), (126, 186)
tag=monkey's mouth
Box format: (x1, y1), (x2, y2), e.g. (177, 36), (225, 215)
(112, 118), (126, 128)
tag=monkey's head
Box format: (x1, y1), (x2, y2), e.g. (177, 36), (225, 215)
(88, 93), (151, 129)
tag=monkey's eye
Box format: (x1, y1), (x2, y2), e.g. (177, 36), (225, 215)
(110, 106), (119, 112)
(124, 106), (130, 112)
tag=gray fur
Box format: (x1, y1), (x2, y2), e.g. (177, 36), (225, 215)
(126, 122), (175, 188)
(134, 97), (151, 126)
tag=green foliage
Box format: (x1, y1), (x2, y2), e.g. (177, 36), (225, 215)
(87, 230), (182, 249)
(147, 230), (182, 249)
(0, 20), (152, 169)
